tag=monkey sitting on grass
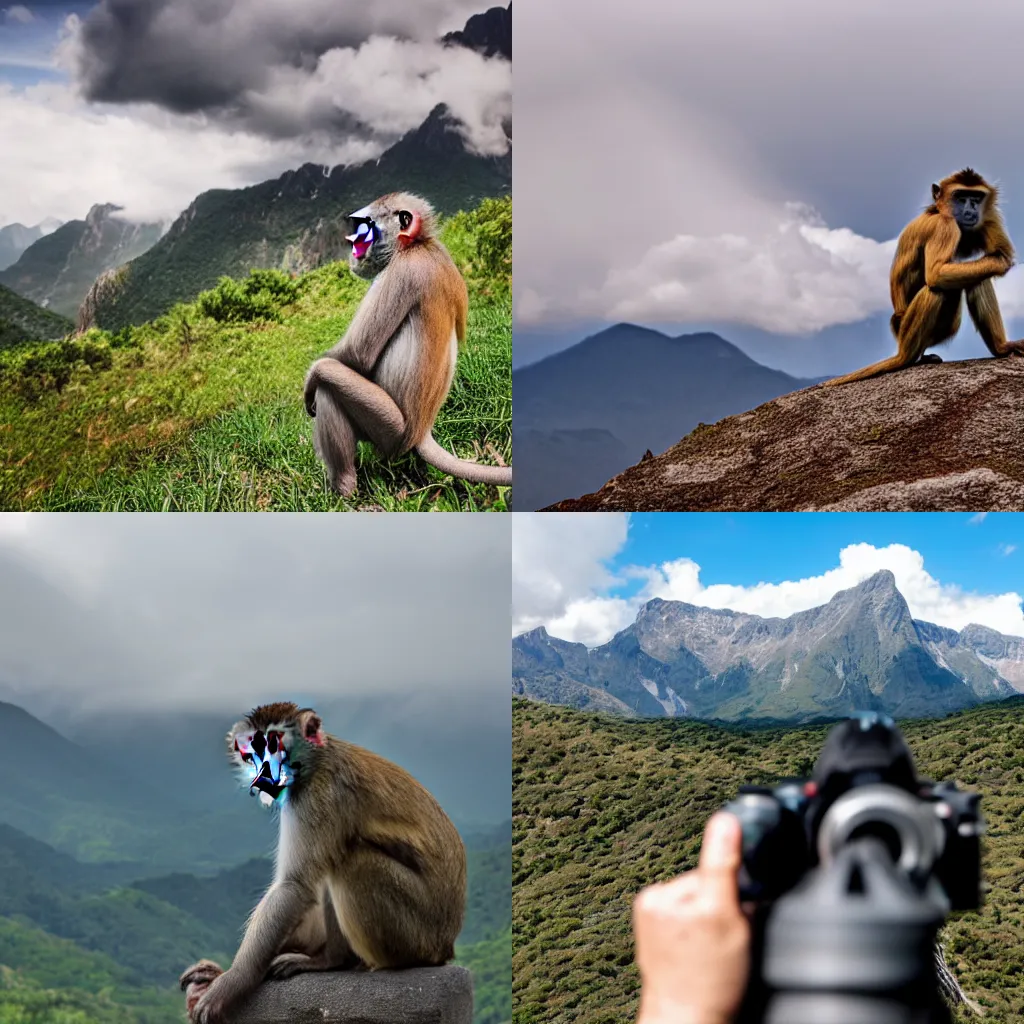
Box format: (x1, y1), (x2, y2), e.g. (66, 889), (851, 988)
(303, 192), (512, 495)
(180, 702), (467, 1024)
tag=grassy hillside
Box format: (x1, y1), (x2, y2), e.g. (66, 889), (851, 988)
(0, 197), (511, 511)
(513, 697), (1024, 1024)
(0, 281), (72, 350)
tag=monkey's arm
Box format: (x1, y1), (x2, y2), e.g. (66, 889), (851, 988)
(321, 258), (425, 374)
(192, 879), (315, 1024)
(982, 220), (1015, 272)
(926, 218), (1010, 290)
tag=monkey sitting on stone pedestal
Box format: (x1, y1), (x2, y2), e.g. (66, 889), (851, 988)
(303, 192), (512, 495)
(180, 702), (467, 1024)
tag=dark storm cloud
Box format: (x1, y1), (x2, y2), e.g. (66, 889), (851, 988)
(0, 514), (509, 718)
(67, 0), (510, 150)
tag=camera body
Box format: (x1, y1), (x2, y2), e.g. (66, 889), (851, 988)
(723, 712), (983, 910)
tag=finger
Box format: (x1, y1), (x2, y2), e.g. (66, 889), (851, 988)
(696, 812), (743, 906)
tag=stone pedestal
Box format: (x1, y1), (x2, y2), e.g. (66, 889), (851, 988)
(222, 965), (474, 1024)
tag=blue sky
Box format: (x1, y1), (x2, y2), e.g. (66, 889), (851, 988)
(512, 513), (1024, 646)
(618, 513), (1020, 599)
(0, 3), (86, 86)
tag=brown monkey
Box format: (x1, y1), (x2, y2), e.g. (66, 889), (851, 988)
(303, 192), (512, 494)
(826, 168), (1024, 387)
(180, 702), (466, 1024)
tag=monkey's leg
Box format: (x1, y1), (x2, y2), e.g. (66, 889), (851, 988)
(267, 888), (363, 980)
(307, 358), (408, 495)
(192, 880), (315, 1024)
(824, 288), (960, 387)
(966, 279), (1024, 356)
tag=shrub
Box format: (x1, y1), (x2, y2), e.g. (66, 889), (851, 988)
(197, 268), (300, 323)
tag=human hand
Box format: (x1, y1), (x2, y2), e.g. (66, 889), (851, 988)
(632, 812), (751, 1024)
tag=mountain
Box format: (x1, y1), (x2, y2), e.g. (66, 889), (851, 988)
(0, 204), (163, 319)
(545, 356), (1024, 511)
(513, 697), (1024, 1024)
(512, 571), (1024, 723)
(0, 280), (73, 349)
(512, 323), (821, 510)
(0, 701), (273, 873)
(0, 220), (62, 271)
(442, 3), (511, 58)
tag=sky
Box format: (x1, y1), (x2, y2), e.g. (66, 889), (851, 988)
(514, 0), (1024, 375)
(0, 512), (509, 718)
(512, 512), (1024, 648)
(0, 0), (511, 225)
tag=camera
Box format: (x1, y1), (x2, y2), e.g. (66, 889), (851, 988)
(721, 712), (984, 1024)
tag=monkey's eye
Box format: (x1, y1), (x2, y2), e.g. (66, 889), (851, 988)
(398, 210), (413, 231)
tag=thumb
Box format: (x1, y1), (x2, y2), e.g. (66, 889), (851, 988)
(697, 812), (743, 904)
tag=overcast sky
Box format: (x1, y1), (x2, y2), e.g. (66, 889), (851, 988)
(0, 0), (510, 225)
(0, 513), (509, 721)
(515, 0), (1024, 372)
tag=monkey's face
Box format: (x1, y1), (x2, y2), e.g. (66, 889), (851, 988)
(346, 194), (430, 280)
(951, 190), (986, 230)
(230, 723), (299, 808)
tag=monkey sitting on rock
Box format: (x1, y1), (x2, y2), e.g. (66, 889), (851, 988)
(180, 702), (467, 1024)
(303, 192), (512, 495)
(827, 168), (1024, 387)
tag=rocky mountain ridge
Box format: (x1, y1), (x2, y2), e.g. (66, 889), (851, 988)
(512, 570), (1024, 722)
(545, 357), (1024, 511)
(0, 203), (163, 319)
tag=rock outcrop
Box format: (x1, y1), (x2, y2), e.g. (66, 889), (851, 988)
(544, 357), (1024, 511)
(214, 966), (473, 1024)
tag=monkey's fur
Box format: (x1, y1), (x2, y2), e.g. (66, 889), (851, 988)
(303, 192), (512, 494)
(827, 168), (1024, 387)
(180, 702), (467, 1024)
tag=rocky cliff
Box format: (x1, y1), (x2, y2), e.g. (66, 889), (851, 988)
(544, 357), (1024, 511)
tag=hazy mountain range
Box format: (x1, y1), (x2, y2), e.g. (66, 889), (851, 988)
(0, 218), (62, 271)
(512, 570), (1024, 722)
(512, 323), (822, 511)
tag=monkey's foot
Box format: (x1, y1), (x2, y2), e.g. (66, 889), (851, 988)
(918, 353), (943, 364)
(332, 468), (358, 497)
(266, 951), (365, 979)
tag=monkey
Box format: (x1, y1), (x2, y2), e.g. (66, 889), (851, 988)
(179, 702), (467, 1024)
(303, 192), (512, 495)
(825, 168), (1024, 387)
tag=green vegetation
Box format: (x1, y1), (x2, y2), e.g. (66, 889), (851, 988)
(0, 282), (72, 350)
(513, 697), (1024, 1024)
(0, 816), (510, 1024)
(0, 197), (511, 511)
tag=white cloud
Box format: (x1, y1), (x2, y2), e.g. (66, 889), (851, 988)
(1001, 544), (1017, 557)
(0, 78), (377, 224)
(511, 513), (630, 639)
(514, 534), (1024, 647)
(3, 5), (33, 25)
(970, 513), (989, 525)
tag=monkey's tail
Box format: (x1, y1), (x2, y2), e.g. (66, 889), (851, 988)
(822, 354), (910, 388)
(415, 433), (512, 486)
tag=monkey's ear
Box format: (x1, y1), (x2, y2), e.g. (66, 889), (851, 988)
(301, 713), (324, 746)
(397, 210), (422, 249)
(931, 183), (941, 201)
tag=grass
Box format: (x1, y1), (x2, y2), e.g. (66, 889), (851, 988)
(0, 200), (510, 511)
(512, 697), (1024, 1024)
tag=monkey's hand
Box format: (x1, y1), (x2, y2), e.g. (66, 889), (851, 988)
(189, 967), (251, 1024)
(303, 363), (322, 417)
(180, 960), (224, 1021)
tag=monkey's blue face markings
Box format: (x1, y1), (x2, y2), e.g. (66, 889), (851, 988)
(347, 209), (379, 261)
(234, 728), (296, 808)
